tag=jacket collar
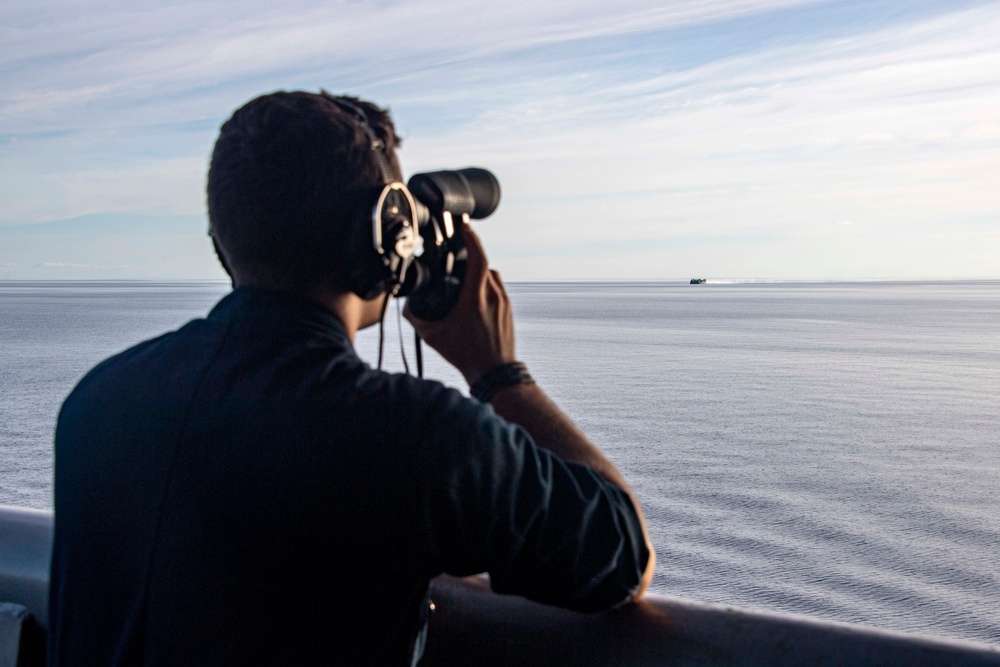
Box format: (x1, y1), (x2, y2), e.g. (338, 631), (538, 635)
(207, 286), (353, 346)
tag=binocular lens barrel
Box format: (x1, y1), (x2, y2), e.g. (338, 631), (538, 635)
(407, 168), (500, 220)
(455, 168), (500, 220)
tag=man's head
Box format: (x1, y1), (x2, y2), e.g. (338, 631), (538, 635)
(207, 91), (401, 293)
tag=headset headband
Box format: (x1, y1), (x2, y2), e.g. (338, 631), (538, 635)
(329, 98), (396, 186)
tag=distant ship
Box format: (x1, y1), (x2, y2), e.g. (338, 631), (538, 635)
(690, 278), (707, 284)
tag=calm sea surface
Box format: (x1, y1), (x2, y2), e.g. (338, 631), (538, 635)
(1, 280), (998, 645)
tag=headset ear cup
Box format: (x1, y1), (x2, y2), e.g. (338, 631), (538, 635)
(346, 230), (389, 299)
(347, 185), (419, 300)
(345, 208), (398, 300)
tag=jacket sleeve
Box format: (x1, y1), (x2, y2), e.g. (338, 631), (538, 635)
(410, 386), (650, 612)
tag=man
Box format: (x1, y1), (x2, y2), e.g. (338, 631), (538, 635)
(48, 91), (654, 665)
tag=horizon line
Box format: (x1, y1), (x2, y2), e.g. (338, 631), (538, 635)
(2, 277), (999, 285)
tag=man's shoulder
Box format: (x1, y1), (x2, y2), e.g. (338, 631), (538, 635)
(361, 367), (485, 424)
(64, 317), (221, 405)
(351, 367), (526, 456)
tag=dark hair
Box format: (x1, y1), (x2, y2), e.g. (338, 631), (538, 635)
(207, 90), (401, 290)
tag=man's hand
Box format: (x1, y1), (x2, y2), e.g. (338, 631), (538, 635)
(404, 224), (515, 385)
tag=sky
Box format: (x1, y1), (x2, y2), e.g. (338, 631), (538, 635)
(1, 0), (998, 281)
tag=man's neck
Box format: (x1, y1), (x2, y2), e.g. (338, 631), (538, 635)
(303, 284), (382, 342)
(234, 279), (382, 342)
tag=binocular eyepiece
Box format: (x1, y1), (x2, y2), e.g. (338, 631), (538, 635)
(398, 167), (500, 320)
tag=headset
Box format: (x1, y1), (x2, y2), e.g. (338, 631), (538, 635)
(329, 97), (435, 373)
(328, 98), (423, 302)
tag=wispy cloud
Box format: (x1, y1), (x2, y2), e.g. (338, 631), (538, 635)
(0, 0), (997, 279)
(1, 0), (822, 128)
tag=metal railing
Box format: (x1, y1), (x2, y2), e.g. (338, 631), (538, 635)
(2, 505), (998, 666)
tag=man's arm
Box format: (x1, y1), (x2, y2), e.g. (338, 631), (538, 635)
(488, 382), (656, 599)
(405, 224), (655, 600)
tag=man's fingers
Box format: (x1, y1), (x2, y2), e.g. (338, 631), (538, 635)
(485, 271), (506, 311)
(490, 269), (509, 301)
(460, 223), (489, 286)
(485, 270), (503, 306)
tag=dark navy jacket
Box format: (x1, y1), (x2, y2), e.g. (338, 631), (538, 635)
(49, 287), (649, 665)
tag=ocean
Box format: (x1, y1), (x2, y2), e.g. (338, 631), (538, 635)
(1, 280), (998, 645)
